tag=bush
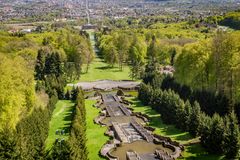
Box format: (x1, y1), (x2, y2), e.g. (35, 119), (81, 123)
(116, 89), (124, 96)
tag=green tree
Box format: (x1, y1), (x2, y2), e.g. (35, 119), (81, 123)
(35, 49), (46, 80)
(189, 102), (201, 137)
(224, 111), (240, 158)
(115, 33), (131, 70)
(129, 35), (147, 79)
(0, 128), (17, 159)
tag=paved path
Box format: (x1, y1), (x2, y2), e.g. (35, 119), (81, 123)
(68, 80), (140, 91)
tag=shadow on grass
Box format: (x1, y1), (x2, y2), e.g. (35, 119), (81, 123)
(63, 105), (75, 121)
(95, 66), (114, 70)
(181, 143), (224, 160)
(130, 97), (193, 141)
(59, 105), (75, 134)
(129, 97), (225, 160)
(94, 65), (123, 72)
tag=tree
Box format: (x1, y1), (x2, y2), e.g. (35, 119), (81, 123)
(116, 89), (124, 96)
(147, 35), (158, 62)
(174, 41), (211, 90)
(35, 49), (46, 80)
(179, 100), (192, 130)
(170, 47), (177, 66)
(207, 114), (225, 154)
(142, 60), (159, 85)
(65, 90), (71, 100)
(129, 35), (147, 80)
(210, 31), (240, 105)
(115, 33), (131, 70)
(189, 102), (201, 137)
(103, 42), (118, 67)
(71, 87), (79, 101)
(224, 111), (240, 158)
(68, 89), (87, 160)
(0, 129), (17, 159)
(48, 141), (70, 160)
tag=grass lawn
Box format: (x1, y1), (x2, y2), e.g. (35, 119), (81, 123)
(128, 97), (225, 160)
(79, 58), (131, 82)
(78, 30), (132, 82)
(45, 100), (75, 150)
(85, 99), (109, 160)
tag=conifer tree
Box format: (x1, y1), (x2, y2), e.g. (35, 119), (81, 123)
(35, 49), (46, 80)
(189, 101), (201, 137)
(208, 114), (225, 154)
(65, 90), (71, 100)
(183, 100), (192, 131)
(0, 129), (17, 159)
(224, 111), (240, 158)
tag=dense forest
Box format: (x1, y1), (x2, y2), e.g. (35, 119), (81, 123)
(0, 26), (92, 159)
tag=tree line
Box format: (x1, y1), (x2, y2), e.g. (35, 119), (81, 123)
(96, 31), (180, 80)
(138, 82), (240, 159)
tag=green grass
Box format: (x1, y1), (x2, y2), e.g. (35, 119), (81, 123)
(45, 100), (75, 150)
(79, 58), (131, 82)
(85, 99), (109, 160)
(78, 30), (132, 82)
(128, 97), (225, 160)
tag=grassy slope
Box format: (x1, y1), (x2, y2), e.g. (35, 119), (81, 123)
(128, 97), (225, 160)
(85, 99), (109, 160)
(45, 100), (75, 150)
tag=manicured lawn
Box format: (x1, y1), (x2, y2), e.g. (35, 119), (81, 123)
(85, 99), (109, 160)
(79, 58), (131, 82)
(78, 30), (132, 82)
(45, 100), (75, 150)
(127, 97), (225, 160)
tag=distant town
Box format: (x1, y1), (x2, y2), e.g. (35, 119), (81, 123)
(1, 0), (240, 23)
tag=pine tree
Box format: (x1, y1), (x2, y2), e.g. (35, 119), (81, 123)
(142, 60), (158, 85)
(189, 101), (201, 137)
(35, 49), (46, 80)
(183, 100), (192, 131)
(207, 114), (225, 154)
(224, 111), (240, 159)
(71, 87), (79, 101)
(199, 113), (212, 148)
(147, 35), (158, 62)
(65, 90), (71, 100)
(44, 53), (53, 75)
(0, 129), (17, 159)
(176, 99), (187, 130)
(54, 52), (63, 77)
(48, 141), (70, 160)
(68, 88), (88, 160)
